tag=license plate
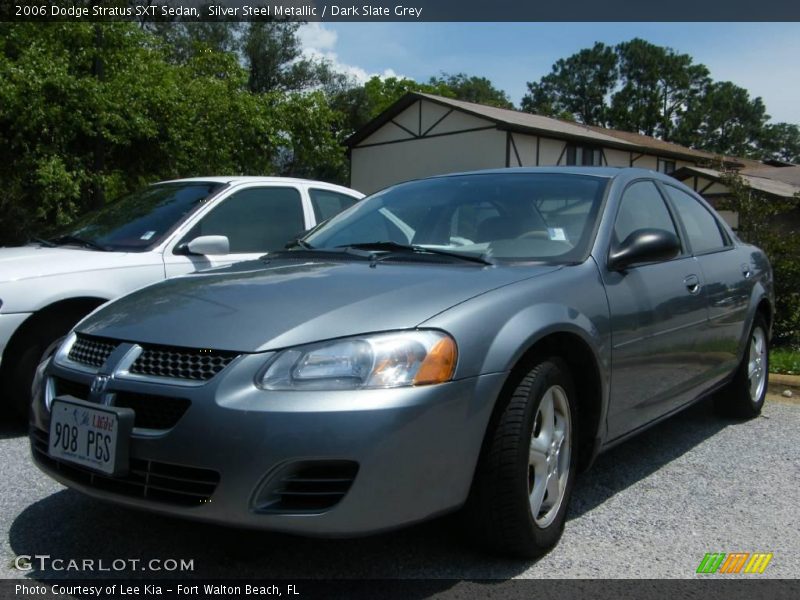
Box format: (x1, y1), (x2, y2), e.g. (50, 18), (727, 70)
(48, 397), (134, 476)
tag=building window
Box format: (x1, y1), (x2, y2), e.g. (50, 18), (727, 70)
(658, 159), (676, 174)
(565, 144), (602, 166)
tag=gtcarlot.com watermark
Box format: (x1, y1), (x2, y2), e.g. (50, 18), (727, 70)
(13, 554), (194, 572)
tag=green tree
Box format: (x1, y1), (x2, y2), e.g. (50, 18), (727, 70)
(328, 76), (455, 139)
(610, 38), (709, 140)
(428, 72), (513, 108)
(145, 21), (242, 65)
(759, 123), (800, 163)
(244, 22), (338, 94)
(521, 42), (617, 125)
(0, 22), (286, 243)
(717, 170), (800, 346)
(274, 91), (349, 183)
(673, 81), (769, 157)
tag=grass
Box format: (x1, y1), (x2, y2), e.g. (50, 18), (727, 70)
(771, 348), (800, 376)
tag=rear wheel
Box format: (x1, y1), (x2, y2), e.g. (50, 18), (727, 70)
(465, 357), (577, 558)
(715, 314), (769, 419)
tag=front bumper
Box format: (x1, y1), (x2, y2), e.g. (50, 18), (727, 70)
(31, 353), (506, 536)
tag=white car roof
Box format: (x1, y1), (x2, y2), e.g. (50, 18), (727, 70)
(157, 176), (363, 196)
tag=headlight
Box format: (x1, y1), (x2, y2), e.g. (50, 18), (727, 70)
(257, 330), (457, 391)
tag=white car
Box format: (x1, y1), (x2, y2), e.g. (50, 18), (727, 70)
(0, 176), (363, 416)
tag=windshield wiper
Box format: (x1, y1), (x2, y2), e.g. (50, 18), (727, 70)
(284, 238), (315, 250)
(29, 237), (56, 247)
(339, 241), (494, 266)
(52, 235), (109, 251)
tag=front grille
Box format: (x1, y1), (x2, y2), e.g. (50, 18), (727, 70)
(31, 428), (219, 506)
(68, 335), (118, 368)
(53, 377), (91, 400)
(52, 377), (190, 430)
(256, 461), (359, 513)
(130, 345), (238, 382)
(114, 392), (190, 430)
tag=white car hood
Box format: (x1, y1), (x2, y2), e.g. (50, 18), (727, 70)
(0, 245), (151, 282)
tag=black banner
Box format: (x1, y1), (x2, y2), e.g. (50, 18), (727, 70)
(2, 579), (800, 600)
(4, 0), (800, 22)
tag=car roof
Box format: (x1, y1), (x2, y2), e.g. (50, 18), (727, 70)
(155, 176), (363, 195)
(426, 166), (675, 180)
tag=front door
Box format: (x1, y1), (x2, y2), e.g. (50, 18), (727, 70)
(164, 186), (307, 277)
(603, 180), (710, 439)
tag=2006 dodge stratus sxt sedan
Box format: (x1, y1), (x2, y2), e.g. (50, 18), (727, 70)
(31, 167), (773, 557)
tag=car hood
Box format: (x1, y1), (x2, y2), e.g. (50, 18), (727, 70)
(78, 258), (561, 352)
(0, 245), (136, 282)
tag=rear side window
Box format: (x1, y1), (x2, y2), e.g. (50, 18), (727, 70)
(183, 187), (304, 253)
(665, 186), (727, 254)
(614, 181), (679, 244)
(309, 189), (359, 222)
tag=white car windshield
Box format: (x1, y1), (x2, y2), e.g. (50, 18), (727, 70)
(55, 182), (224, 251)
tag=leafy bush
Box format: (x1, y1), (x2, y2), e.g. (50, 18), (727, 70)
(718, 170), (800, 347)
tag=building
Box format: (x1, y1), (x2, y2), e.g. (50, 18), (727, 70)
(346, 92), (800, 228)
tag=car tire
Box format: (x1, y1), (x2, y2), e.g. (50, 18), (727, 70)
(6, 318), (75, 419)
(464, 357), (578, 558)
(714, 314), (769, 419)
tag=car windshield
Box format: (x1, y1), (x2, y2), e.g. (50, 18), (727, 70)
(305, 172), (608, 263)
(60, 182), (225, 251)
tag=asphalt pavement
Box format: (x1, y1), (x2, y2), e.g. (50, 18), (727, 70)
(1, 395), (798, 580)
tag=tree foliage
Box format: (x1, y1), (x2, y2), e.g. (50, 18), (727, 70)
(610, 39), (709, 140)
(0, 22), (320, 243)
(521, 42), (617, 126)
(522, 38), (786, 160)
(759, 123), (800, 163)
(672, 81), (768, 157)
(428, 72), (513, 108)
(716, 171), (800, 347)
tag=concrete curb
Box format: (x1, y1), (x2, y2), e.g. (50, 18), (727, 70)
(769, 372), (800, 392)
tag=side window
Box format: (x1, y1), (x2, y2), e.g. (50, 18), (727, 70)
(183, 187), (304, 253)
(309, 189), (359, 222)
(664, 186), (727, 254)
(614, 181), (679, 245)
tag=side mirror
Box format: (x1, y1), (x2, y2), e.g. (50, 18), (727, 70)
(609, 228), (680, 271)
(185, 235), (230, 256)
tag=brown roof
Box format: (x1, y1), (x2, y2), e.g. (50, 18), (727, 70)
(584, 126), (732, 163)
(347, 92), (744, 165)
(673, 166), (800, 199)
(741, 164), (800, 187)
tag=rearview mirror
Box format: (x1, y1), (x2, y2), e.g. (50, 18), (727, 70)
(609, 228), (680, 271)
(185, 235), (230, 256)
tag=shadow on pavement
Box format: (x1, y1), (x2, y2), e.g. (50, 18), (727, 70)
(8, 397), (734, 580)
(0, 415), (26, 440)
(569, 397), (733, 519)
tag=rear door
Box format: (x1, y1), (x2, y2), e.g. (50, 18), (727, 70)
(603, 180), (710, 439)
(661, 183), (750, 384)
(164, 184), (309, 277)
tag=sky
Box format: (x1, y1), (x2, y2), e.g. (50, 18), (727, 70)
(297, 22), (800, 124)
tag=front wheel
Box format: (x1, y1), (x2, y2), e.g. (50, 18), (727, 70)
(464, 357), (577, 558)
(715, 314), (769, 419)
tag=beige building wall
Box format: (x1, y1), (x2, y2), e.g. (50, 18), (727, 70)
(630, 154), (659, 170)
(538, 138), (565, 165)
(604, 148), (630, 167)
(349, 103), (716, 195)
(350, 128), (507, 194)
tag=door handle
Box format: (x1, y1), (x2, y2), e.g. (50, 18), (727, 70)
(741, 263), (752, 279)
(684, 274), (701, 295)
